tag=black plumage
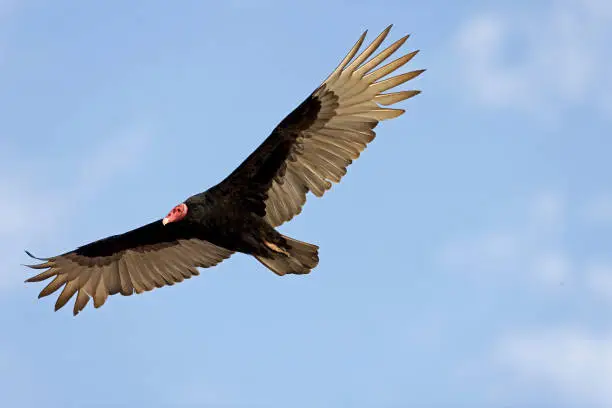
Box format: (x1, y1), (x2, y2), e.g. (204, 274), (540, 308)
(25, 25), (424, 315)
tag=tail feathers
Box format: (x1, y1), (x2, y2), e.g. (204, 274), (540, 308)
(255, 235), (319, 276)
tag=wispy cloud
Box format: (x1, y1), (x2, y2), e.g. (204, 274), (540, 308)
(440, 190), (612, 296)
(586, 261), (612, 301)
(495, 327), (612, 407)
(584, 192), (612, 224)
(439, 191), (571, 287)
(443, 189), (612, 406)
(454, 0), (612, 119)
(0, 124), (152, 289)
(73, 124), (151, 197)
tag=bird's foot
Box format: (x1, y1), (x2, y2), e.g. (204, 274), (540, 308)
(264, 241), (290, 257)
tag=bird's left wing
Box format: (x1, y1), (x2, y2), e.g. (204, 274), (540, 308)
(24, 220), (233, 315)
(214, 25), (423, 226)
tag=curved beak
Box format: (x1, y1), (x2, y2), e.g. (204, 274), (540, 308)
(162, 217), (169, 226)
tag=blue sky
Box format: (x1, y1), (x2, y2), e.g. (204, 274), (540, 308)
(1, 0), (611, 407)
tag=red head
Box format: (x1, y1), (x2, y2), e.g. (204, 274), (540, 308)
(162, 203), (188, 225)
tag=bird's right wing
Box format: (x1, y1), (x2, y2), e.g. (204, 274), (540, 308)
(24, 220), (233, 315)
(215, 25), (423, 227)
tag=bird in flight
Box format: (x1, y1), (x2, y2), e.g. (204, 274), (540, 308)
(25, 25), (424, 315)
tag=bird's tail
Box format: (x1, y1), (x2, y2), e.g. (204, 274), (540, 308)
(255, 234), (319, 276)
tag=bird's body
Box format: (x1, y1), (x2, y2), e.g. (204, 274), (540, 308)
(174, 193), (294, 260)
(25, 25), (424, 315)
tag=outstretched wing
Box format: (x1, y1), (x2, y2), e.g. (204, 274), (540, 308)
(215, 25), (423, 227)
(24, 220), (233, 315)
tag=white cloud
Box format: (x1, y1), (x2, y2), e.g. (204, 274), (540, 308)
(0, 124), (151, 289)
(584, 193), (612, 224)
(0, 171), (65, 289)
(529, 191), (566, 228)
(74, 124), (151, 197)
(440, 189), (612, 295)
(531, 252), (572, 286)
(495, 327), (612, 407)
(454, 190), (612, 405)
(440, 230), (521, 276)
(0, 180), (59, 238)
(439, 191), (569, 286)
(454, 0), (612, 118)
(586, 261), (612, 301)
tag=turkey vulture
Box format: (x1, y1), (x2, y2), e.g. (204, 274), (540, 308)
(25, 25), (424, 315)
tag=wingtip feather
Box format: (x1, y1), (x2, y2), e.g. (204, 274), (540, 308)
(25, 270), (55, 283)
(344, 25), (394, 73)
(374, 90), (422, 105)
(25, 250), (49, 261)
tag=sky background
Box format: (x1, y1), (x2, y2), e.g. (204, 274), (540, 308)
(1, 0), (611, 407)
